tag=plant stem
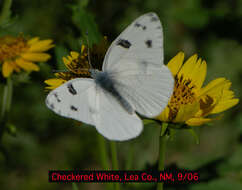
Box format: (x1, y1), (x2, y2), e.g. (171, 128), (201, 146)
(0, 77), (13, 142)
(97, 134), (113, 190)
(0, 0), (12, 26)
(0, 77), (13, 163)
(97, 134), (109, 169)
(110, 141), (120, 190)
(125, 144), (134, 170)
(156, 122), (168, 190)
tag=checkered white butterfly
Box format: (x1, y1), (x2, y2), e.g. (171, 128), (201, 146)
(46, 13), (174, 141)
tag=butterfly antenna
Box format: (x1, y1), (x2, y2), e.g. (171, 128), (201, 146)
(52, 69), (68, 73)
(85, 31), (93, 70)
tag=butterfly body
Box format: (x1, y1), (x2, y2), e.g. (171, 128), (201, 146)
(92, 70), (134, 114)
(46, 13), (174, 141)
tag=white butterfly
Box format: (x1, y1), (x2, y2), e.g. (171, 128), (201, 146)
(46, 12), (174, 141)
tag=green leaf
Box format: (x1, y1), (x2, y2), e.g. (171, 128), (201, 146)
(217, 145), (242, 177)
(0, 0), (12, 27)
(160, 122), (168, 136)
(191, 178), (242, 190)
(72, 183), (79, 190)
(6, 123), (16, 137)
(187, 128), (200, 144)
(55, 45), (69, 71)
(168, 128), (176, 140)
(79, 0), (89, 8)
(143, 119), (156, 125)
(71, 5), (102, 46)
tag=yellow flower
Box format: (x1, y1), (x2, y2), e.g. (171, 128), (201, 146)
(157, 52), (239, 126)
(44, 47), (91, 90)
(0, 35), (54, 78)
(45, 37), (109, 90)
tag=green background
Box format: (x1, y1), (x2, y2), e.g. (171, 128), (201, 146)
(0, 0), (241, 189)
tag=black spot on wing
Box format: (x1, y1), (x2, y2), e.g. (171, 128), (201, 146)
(46, 99), (49, 105)
(134, 22), (147, 30)
(54, 93), (61, 102)
(70, 105), (78, 111)
(67, 83), (77, 95)
(116, 39), (131, 49)
(147, 13), (159, 22)
(134, 22), (141, 27)
(145, 40), (152, 48)
(151, 16), (159, 22)
(147, 13), (155, 17)
(50, 104), (55, 109)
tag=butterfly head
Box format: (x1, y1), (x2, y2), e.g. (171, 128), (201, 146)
(90, 69), (102, 79)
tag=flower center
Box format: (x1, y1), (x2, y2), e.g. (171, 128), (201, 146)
(168, 75), (196, 120)
(0, 36), (28, 62)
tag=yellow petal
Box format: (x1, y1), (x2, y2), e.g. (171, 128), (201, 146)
(27, 37), (40, 45)
(210, 98), (239, 114)
(186, 117), (212, 126)
(2, 61), (14, 77)
(21, 53), (51, 62)
(174, 102), (200, 123)
(70, 51), (79, 59)
(177, 54), (207, 89)
(167, 52), (184, 76)
(156, 106), (169, 122)
(81, 45), (85, 53)
(178, 54), (197, 78)
(15, 58), (39, 71)
(198, 78), (226, 97)
(63, 57), (70, 66)
(190, 60), (207, 89)
(29, 39), (54, 52)
(44, 78), (66, 89)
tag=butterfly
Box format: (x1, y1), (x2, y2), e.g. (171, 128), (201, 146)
(46, 12), (174, 141)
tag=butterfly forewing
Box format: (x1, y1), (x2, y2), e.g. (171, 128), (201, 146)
(103, 12), (174, 118)
(103, 12), (163, 71)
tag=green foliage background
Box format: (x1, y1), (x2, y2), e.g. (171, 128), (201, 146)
(0, 0), (242, 189)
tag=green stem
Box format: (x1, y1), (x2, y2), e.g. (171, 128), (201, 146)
(110, 141), (120, 190)
(0, 0), (12, 26)
(157, 122), (168, 190)
(97, 134), (113, 190)
(0, 77), (12, 162)
(125, 144), (134, 170)
(0, 77), (13, 137)
(97, 134), (109, 169)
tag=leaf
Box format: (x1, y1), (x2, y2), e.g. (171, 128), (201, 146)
(217, 145), (242, 176)
(160, 122), (168, 136)
(71, 5), (102, 46)
(143, 119), (156, 125)
(72, 183), (79, 190)
(0, 0), (12, 27)
(187, 128), (200, 144)
(55, 45), (69, 71)
(6, 123), (17, 137)
(191, 178), (242, 190)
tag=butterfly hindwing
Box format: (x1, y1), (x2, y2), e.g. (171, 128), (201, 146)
(95, 87), (143, 141)
(46, 78), (97, 126)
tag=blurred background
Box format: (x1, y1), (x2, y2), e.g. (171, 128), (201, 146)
(0, 0), (242, 189)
